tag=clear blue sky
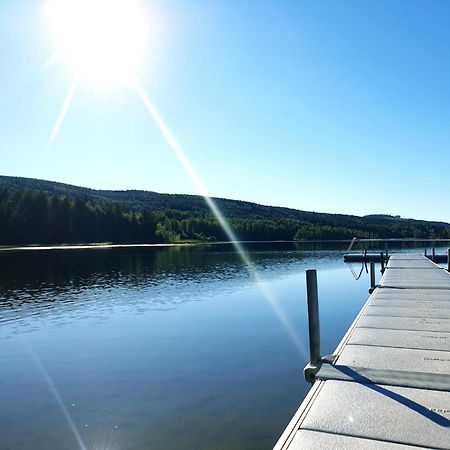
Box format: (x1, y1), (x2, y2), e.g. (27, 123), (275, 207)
(1, 1), (450, 222)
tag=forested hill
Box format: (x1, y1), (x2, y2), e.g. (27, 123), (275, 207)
(1, 175), (449, 245)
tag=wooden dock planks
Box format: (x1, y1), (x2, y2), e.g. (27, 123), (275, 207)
(274, 254), (450, 450)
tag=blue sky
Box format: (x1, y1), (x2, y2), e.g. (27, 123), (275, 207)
(1, 1), (450, 221)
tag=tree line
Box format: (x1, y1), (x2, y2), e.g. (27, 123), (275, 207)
(0, 186), (449, 245)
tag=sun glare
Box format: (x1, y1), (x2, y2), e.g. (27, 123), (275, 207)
(41, 1), (304, 358)
(43, 0), (149, 88)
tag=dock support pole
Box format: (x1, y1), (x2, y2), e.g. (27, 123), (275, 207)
(425, 248), (427, 257)
(432, 248), (436, 262)
(385, 243), (388, 260)
(369, 261), (376, 293)
(304, 269), (321, 383)
(448, 249), (450, 273)
(380, 252), (385, 272)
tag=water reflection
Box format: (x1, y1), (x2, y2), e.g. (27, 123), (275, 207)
(0, 244), (344, 329)
(0, 241), (446, 450)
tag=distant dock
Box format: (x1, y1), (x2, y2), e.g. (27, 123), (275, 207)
(274, 253), (450, 449)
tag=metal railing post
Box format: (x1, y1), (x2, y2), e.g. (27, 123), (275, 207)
(304, 269), (321, 383)
(346, 236), (357, 253)
(306, 269), (320, 367)
(425, 248), (427, 257)
(432, 247), (436, 262)
(448, 249), (450, 273)
(369, 261), (376, 293)
(380, 252), (385, 272)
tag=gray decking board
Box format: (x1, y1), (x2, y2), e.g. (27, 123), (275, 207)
(288, 429), (424, 449)
(370, 292), (450, 303)
(364, 305), (450, 319)
(373, 289), (450, 300)
(380, 268), (450, 288)
(275, 254), (450, 450)
(389, 254), (426, 259)
(316, 364), (450, 392)
(387, 260), (441, 268)
(348, 327), (450, 351)
(369, 299), (450, 309)
(357, 315), (450, 332)
(338, 344), (450, 373)
(300, 380), (450, 449)
(382, 273), (450, 281)
(380, 258), (450, 290)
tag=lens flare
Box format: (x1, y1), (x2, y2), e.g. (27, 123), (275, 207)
(26, 342), (87, 450)
(42, 0), (306, 356)
(134, 81), (306, 356)
(48, 81), (77, 145)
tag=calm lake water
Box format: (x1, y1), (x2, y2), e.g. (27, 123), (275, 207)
(0, 242), (447, 450)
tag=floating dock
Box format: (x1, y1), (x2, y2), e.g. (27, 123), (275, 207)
(274, 253), (450, 449)
(344, 252), (448, 263)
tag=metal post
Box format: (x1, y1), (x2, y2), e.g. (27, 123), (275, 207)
(380, 252), (385, 272)
(447, 249), (450, 272)
(385, 243), (388, 259)
(369, 261), (376, 293)
(432, 247), (436, 262)
(425, 248), (427, 257)
(306, 270), (321, 368)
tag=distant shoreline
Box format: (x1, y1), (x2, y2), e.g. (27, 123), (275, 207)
(1, 238), (450, 252)
(0, 240), (323, 252)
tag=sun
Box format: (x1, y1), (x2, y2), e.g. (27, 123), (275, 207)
(43, 0), (149, 88)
